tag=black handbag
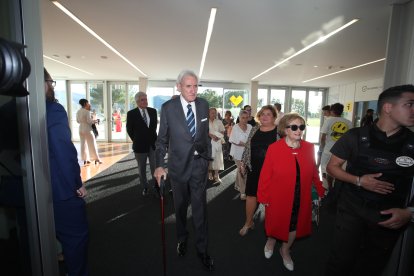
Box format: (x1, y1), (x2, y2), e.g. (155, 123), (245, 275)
(91, 123), (99, 138)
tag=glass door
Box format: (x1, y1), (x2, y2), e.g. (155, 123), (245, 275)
(307, 90), (324, 143)
(110, 83), (127, 141)
(290, 89), (307, 117)
(89, 82), (106, 140)
(70, 82), (86, 141)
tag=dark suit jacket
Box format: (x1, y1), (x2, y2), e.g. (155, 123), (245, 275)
(126, 107), (158, 153)
(46, 101), (83, 201)
(155, 97), (211, 183)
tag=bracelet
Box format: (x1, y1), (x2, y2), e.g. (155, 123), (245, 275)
(356, 176), (361, 187)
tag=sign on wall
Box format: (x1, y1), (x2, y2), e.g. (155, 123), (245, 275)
(355, 79), (383, 102)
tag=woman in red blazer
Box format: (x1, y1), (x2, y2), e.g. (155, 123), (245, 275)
(257, 113), (325, 271)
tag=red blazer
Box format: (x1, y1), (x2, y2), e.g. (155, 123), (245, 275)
(257, 138), (325, 241)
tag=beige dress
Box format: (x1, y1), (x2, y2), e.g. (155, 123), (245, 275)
(209, 119), (225, 170)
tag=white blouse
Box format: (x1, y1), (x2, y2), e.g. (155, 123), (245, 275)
(76, 108), (94, 133)
(229, 123), (252, 160)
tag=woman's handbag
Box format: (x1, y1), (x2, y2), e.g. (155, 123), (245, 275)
(91, 123), (99, 138)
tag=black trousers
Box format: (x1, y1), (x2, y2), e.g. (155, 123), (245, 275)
(325, 187), (402, 276)
(170, 157), (209, 254)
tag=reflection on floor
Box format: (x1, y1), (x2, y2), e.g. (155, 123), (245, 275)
(73, 142), (132, 182)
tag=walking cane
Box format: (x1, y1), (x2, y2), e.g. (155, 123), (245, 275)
(159, 176), (167, 276)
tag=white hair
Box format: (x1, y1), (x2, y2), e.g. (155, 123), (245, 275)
(176, 70), (198, 85)
(134, 91), (147, 102)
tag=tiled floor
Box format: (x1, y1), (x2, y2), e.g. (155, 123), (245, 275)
(73, 142), (132, 182)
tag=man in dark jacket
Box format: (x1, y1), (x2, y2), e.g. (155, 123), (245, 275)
(325, 85), (414, 276)
(126, 92), (158, 196)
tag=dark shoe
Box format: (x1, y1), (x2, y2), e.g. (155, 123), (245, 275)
(95, 160), (103, 164)
(198, 253), (214, 271)
(177, 241), (187, 256)
(142, 188), (148, 196)
(83, 160), (91, 165)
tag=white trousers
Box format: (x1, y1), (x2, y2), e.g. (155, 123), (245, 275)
(79, 130), (99, 161)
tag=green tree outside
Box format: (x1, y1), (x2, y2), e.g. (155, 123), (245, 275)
(198, 89), (222, 108)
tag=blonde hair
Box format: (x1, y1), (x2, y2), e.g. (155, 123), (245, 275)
(277, 112), (305, 137)
(255, 105), (277, 121)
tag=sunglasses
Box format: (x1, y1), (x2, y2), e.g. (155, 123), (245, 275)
(286, 124), (306, 131)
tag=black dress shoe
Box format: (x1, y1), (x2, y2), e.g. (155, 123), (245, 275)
(198, 253), (214, 271)
(177, 241), (187, 256)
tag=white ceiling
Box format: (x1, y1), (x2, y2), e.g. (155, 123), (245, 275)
(41, 0), (408, 88)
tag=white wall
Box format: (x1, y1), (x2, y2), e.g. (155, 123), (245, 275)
(328, 78), (383, 122)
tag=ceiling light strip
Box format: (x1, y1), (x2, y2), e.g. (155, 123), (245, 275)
(44, 55), (94, 75)
(51, 1), (147, 77)
(302, 58), (386, 83)
(251, 18), (359, 80)
(199, 8), (217, 79)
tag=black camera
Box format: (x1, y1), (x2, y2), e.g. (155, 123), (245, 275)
(0, 37), (31, 97)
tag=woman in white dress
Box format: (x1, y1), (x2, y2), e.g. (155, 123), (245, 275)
(229, 110), (252, 200)
(208, 108), (225, 183)
(76, 99), (102, 165)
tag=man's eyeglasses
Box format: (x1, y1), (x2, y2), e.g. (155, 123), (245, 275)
(45, 79), (56, 87)
(286, 124), (306, 131)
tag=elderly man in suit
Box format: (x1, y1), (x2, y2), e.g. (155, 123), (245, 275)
(126, 92), (158, 196)
(154, 70), (214, 271)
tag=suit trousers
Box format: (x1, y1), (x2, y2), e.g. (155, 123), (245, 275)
(324, 188), (402, 276)
(54, 197), (89, 276)
(134, 148), (156, 189)
(170, 157), (209, 254)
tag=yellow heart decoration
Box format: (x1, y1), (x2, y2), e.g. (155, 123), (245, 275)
(230, 95), (243, 107)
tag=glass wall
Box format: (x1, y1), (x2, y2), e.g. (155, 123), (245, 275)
(70, 83), (86, 140)
(257, 88), (268, 109)
(54, 80), (67, 110)
(258, 86), (326, 144)
(270, 88), (286, 110)
(223, 88), (249, 122)
(307, 90), (324, 143)
(147, 86), (174, 115)
(55, 80), (328, 144)
(290, 89), (307, 117)
(89, 82), (106, 140)
(128, 84), (139, 111)
(198, 86), (224, 118)
(110, 83), (127, 141)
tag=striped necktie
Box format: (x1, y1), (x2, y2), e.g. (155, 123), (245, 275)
(186, 104), (195, 138)
(141, 109), (148, 126)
